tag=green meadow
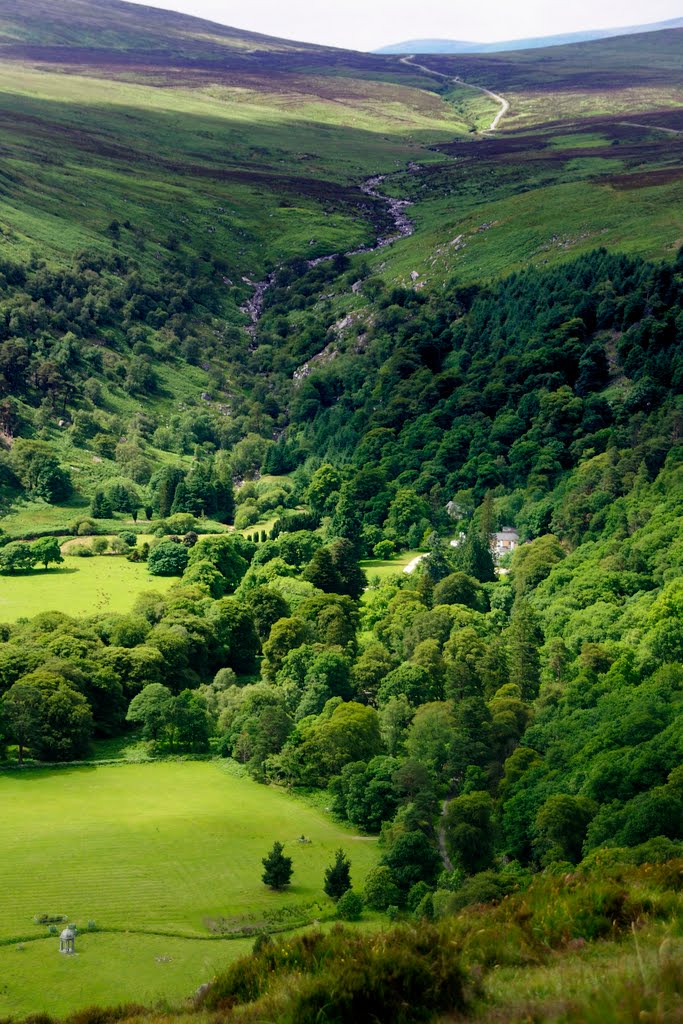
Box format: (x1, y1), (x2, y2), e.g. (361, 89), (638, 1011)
(361, 549), (422, 585)
(0, 553), (176, 621)
(375, 175), (683, 288)
(0, 761), (380, 1015)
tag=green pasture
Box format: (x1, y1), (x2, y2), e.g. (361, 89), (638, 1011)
(0, 931), (251, 1018)
(0, 761), (380, 1015)
(0, 553), (175, 621)
(0, 500), (90, 541)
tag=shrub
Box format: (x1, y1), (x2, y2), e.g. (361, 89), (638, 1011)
(33, 913), (67, 924)
(68, 545), (94, 558)
(203, 924), (467, 1023)
(118, 531), (137, 547)
(147, 540), (189, 577)
(252, 932), (273, 955)
(165, 513), (198, 534)
(337, 889), (363, 921)
(364, 866), (400, 910)
(407, 881), (432, 913)
(445, 871), (515, 913)
(414, 893), (434, 920)
(75, 518), (97, 536)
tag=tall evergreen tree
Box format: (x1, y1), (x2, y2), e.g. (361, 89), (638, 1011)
(507, 599), (543, 700)
(91, 490), (113, 519)
(454, 531), (496, 583)
(303, 547), (343, 593)
(323, 849), (352, 901)
(157, 467), (184, 518)
(330, 538), (367, 599)
(261, 841), (293, 890)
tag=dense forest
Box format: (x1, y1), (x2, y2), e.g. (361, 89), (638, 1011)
(1, 242), (681, 916)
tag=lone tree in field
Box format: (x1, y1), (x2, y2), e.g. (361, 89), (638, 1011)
(261, 841), (292, 890)
(31, 537), (64, 571)
(323, 849), (352, 902)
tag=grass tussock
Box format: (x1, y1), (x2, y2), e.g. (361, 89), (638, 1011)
(201, 923), (467, 1023)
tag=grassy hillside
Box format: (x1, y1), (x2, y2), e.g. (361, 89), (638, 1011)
(0, 0), (334, 58)
(379, 29), (683, 144)
(0, 549), (176, 620)
(12, 853), (680, 1023)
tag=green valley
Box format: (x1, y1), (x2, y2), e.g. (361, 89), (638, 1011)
(0, 2), (681, 1021)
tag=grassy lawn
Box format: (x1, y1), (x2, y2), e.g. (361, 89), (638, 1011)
(0, 931), (252, 1018)
(361, 549), (423, 584)
(0, 554), (176, 621)
(0, 761), (380, 1015)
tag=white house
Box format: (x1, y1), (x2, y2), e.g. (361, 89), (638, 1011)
(492, 527), (519, 560)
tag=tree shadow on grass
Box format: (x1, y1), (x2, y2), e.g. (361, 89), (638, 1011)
(30, 567), (80, 577)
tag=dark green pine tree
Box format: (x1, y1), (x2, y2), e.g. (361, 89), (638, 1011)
(330, 538), (367, 599)
(323, 848), (352, 902)
(218, 477), (235, 525)
(261, 841), (293, 891)
(454, 531), (496, 583)
(170, 480), (189, 515)
(507, 599), (543, 700)
(330, 486), (363, 550)
(302, 546), (343, 593)
(422, 533), (453, 584)
(91, 489), (113, 519)
(157, 468), (183, 518)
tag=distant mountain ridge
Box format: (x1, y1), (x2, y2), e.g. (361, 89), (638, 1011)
(375, 17), (683, 54)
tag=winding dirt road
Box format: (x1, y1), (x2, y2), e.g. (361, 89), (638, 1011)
(400, 55), (510, 133)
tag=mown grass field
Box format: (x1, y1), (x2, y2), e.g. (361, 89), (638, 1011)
(361, 549), (422, 585)
(0, 761), (380, 1015)
(0, 553), (176, 621)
